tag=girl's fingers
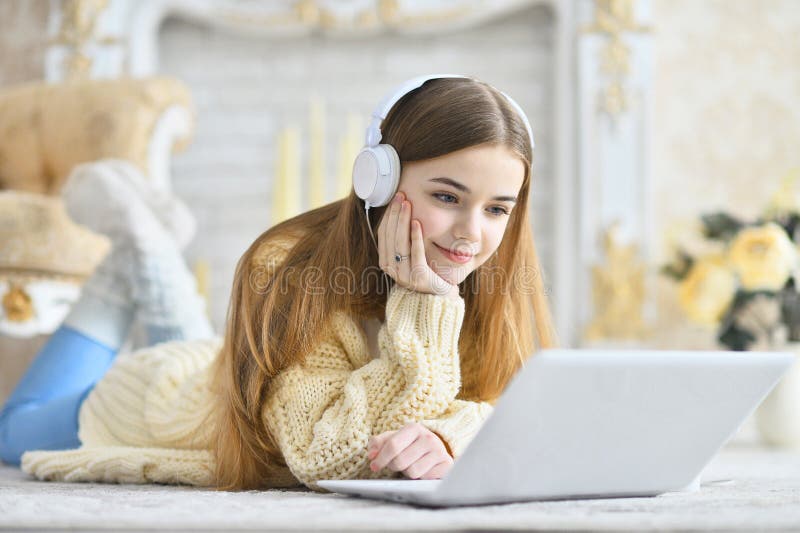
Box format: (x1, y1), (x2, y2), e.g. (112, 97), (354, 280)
(395, 201), (411, 255)
(378, 195), (399, 273)
(395, 201), (412, 283)
(419, 459), (453, 480)
(387, 435), (430, 473)
(370, 429), (395, 449)
(410, 219), (426, 286)
(403, 451), (443, 480)
(370, 423), (419, 471)
(383, 195), (402, 278)
(386, 196), (401, 255)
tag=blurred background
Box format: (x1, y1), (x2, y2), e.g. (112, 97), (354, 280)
(0, 0), (798, 446)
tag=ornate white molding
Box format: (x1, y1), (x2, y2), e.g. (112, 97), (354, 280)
(47, 0), (559, 78)
(576, 0), (654, 345)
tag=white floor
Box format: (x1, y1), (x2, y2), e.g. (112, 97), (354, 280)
(1, 441), (799, 532)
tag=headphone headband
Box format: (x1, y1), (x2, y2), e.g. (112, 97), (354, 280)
(363, 74), (534, 150)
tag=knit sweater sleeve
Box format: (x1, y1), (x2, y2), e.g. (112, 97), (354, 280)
(264, 284), (465, 490)
(421, 399), (494, 459)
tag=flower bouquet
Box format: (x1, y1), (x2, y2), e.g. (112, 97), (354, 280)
(662, 179), (800, 351)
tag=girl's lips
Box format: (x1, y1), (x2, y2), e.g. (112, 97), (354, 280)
(434, 243), (474, 264)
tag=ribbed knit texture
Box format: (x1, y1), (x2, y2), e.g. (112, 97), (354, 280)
(21, 246), (494, 489)
(21, 338), (221, 486)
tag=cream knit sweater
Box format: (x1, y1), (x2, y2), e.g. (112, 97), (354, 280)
(21, 247), (493, 490)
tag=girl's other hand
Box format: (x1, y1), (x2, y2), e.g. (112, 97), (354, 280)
(367, 422), (454, 480)
(377, 192), (459, 299)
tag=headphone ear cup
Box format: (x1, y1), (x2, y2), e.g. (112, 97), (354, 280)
(352, 144), (401, 207)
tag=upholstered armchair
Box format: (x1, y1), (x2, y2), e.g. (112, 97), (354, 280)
(0, 76), (194, 404)
(0, 76), (193, 194)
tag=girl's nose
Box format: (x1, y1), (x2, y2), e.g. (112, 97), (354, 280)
(453, 210), (481, 244)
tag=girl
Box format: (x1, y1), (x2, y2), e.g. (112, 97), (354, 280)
(0, 75), (556, 491)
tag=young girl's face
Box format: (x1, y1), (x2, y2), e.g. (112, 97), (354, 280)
(398, 142), (526, 285)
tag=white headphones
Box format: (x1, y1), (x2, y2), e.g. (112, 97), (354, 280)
(352, 73), (535, 212)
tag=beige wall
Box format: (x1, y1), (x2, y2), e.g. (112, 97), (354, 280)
(652, 0), (800, 260)
(0, 0), (48, 87)
(650, 0), (800, 347)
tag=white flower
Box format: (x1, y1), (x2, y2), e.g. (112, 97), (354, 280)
(729, 223), (798, 291)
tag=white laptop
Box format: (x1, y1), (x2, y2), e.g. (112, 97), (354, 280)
(318, 348), (793, 507)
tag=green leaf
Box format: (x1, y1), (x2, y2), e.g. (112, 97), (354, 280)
(718, 322), (756, 351)
(780, 279), (800, 341)
(701, 212), (745, 242)
(716, 289), (778, 350)
(660, 250), (694, 281)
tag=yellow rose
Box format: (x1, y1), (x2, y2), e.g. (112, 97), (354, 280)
(678, 256), (737, 325)
(728, 223), (797, 291)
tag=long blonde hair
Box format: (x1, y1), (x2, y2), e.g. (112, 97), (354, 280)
(210, 77), (557, 490)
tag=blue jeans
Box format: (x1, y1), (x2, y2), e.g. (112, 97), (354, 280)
(0, 326), (117, 466)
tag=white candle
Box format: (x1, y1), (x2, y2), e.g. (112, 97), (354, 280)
(192, 258), (211, 318)
(285, 125), (301, 219)
(272, 128), (287, 225)
(309, 96), (326, 209)
(336, 113), (364, 200)
(272, 125), (301, 225)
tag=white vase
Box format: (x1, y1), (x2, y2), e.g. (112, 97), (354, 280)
(754, 346), (800, 449)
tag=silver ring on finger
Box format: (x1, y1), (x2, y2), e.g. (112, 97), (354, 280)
(394, 253), (410, 263)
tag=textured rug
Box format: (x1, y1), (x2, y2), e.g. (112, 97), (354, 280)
(1, 443), (799, 532)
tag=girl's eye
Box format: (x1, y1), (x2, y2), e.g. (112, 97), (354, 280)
(488, 206), (510, 217)
(433, 192), (510, 217)
(432, 192), (458, 204)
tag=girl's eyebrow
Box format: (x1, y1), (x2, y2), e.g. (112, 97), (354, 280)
(428, 177), (518, 203)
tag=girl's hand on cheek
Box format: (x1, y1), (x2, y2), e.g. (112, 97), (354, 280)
(367, 423), (454, 480)
(377, 192), (459, 299)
